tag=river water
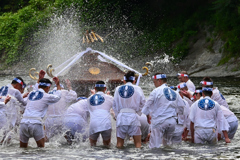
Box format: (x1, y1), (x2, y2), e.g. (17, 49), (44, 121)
(0, 76), (239, 159)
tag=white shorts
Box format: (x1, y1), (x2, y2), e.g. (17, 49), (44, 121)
(172, 124), (184, 144)
(149, 117), (176, 148)
(194, 128), (217, 144)
(117, 125), (141, 139)
(89, 129), (112, 141)
(0, 113), (7, 130)
(20, 123), (44, 143)
(225, 120), (238, 139)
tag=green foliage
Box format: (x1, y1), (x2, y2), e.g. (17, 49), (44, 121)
(0, 0), (240, 66)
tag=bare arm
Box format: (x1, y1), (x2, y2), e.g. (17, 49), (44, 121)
(53, 77), (61, 90)
(37, 70), (46, 83)
(222, 130), (231, 143)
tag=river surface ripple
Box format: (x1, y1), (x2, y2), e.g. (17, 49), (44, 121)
(0, 76), (239, 159)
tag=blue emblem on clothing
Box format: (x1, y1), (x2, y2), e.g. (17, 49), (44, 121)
(29, 91), (44, 101)
(219, 91), (225, 100)
(198, 98), (215, 111)
(49, 90), (57, 95)
(163, 88), (177, 101)
(90, 94), (105, 106)
(0, 86), (8, 96)
(118, 85), (134, 98)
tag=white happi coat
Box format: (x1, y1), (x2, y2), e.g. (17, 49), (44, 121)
(0, 101), (7, 129)
(219, 105), (238, 139)
(142, 83), (187, 129)
(64, 99), (89, 128)
(45, 89), (77, 138)
(177, 99), (190, 129)
(87, 91), (113, 135)
(186, 79), (195, 93)
(189, 96), (229, 134)
(0, 84), (27, 127)
(46, 89), (77, 118)
(0, 84), (27, 107)
(21, 89), (61, 124)
(113, 82), (146, 127)
(212, 87), (229, 108)
(220, 105), (238, 123)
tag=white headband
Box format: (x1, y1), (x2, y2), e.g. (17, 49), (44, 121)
(13, 78), (23, 85)
(202, 87), (213, 92)
(177, 83), (187, 89)
(177, 73), (188, 77)
(39, 82), (51, 87)
(124, 76), (135, 81)
(200, 81), (213, 85)
(195, 90), (202, 93)
(152, 74), (167, 79)
(95, 84), (106, 87)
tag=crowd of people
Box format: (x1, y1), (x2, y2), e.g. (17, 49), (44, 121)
(0, 69), (238, 149)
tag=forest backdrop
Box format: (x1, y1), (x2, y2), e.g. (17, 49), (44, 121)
(0, 0), (239, 69)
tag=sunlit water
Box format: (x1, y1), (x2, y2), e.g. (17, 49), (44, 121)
(0, 75), (239, 159)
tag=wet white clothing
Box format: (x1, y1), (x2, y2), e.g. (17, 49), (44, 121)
(183, 95), (193, 107)
(194, 128), (217, 144)
(138, 114), (150, 140)
(142, 83), (187, 129)
(172, 124), (184, 144)
(189, 96), (229, 144)
(149, 117), (176, 148)
(0, 84), (27, 107)
(20, 123), (44, 143)
(64, 99), (89, 123)
(220, 105), (238, 139)
(45, 89), (77, 138)
(212, 87), (229, 108)
(0, 101), (7, 129)
(113, 82), (145, 128)
(47, 89), (77, 116)
(20, 88), (61, 124)
(0, 84), (26, 128)
(142, 83), (187, 148)
(186, 79), (195, 93)
(64, 99), (89, 141)
(87, 91), (113, 135)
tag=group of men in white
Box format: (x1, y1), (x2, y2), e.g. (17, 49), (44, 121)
(0, 69), (238, 148)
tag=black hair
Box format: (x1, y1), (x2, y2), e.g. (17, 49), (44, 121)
(11, 77), (25, 86)
(124, 71), (135, 83)
(95, 81), (106, 92)
(202, 86), (212, 97)
(154, 72), (167, 83)
(195, 86), (202, 96)
(39, 78), (52, 89)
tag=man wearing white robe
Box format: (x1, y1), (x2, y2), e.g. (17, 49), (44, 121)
(172, 84), (191, 144)
(189, 87), (230, 144)
(142, 73), (187, 148)
(0, 77), (28, 143)
(0, 96), (11, 131)
(113, 71), (145, 148)
(177, 71), (195, 92)
(87, 81), (114, 146)
(201, 77), (229, 108)
(64, 97), (89, 144)
(19, 77), (61, 148)
(218, 105), (238, 140)
(44, 79), (77, 141)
